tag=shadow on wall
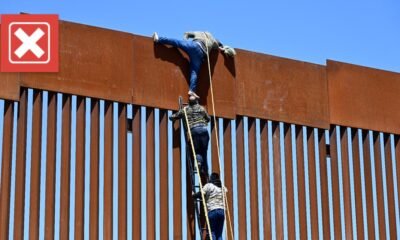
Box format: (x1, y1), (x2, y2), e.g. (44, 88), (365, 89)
(153, 44), (236, 105)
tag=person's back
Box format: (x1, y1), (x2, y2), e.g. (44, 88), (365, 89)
(194, 172), (227, 240)
(169, 97), (210, 129)
(183, 102), (210, 129)
(203, 181), (227, 212)
(169, 96), (210, 175)
(184, 31), (220, 54)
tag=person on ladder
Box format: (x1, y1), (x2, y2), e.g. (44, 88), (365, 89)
(153, 31), (236, 99)
(169, 95), (211, 176)
(193, 172), (227, 240)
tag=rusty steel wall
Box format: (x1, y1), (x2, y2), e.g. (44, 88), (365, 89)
(0, 20), (330, 125)
(328, 60), (400, 135)
(0, 19), (400, 240)
(0, 89), (400, 239)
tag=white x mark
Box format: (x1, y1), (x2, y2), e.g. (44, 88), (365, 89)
(14, 27), (45, 59)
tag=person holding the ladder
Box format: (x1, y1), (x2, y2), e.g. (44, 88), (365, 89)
(193, 172), (227, 240)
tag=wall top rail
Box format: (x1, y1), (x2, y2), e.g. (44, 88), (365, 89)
(328, 60), (400, 134)
(1, 19), (399, 132)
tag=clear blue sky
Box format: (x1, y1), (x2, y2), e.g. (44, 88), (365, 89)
(1, 0), (399, 72)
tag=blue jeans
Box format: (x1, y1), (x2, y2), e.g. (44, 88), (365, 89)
(191, 126), (209, 174)
(207, 209), (225, 240)
(158, 36), (205, 92)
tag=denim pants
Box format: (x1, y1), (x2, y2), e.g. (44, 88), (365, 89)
(158, 36), (205, 92)
(190, 126), (209, 174)
(207, 209), (225, 240)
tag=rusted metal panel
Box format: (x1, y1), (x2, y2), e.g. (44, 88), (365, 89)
(146, 109), (156, 240)
(260, 120), (271, 238)
(362, 130), (375, 239)
(172, 120), (182, 239)
(132, 107), (141, 239)
(384, 134), (396, 238)
(118, 104), (127, 239)
(19, 21), (134, 104)
(6, 19), (400, 240)
(329, 127), (341, 239)
(0, 102), (14, 239)
(236, 52), (329, 129)
(60, 95), (71, 239)
(60, 95), (71, 238)
(328, 60), (400, 134)
(340, 127), (353, 239)
(45, 92), (57, 239)
(132, 35), (235, 119)
(89, 100), (99, 239)
(235, 117), (247, 239)
(396, 136), (400, 235)
(103, 102), (113, 239)
(29, 91), (42, 240)
(306, 128), (318, 239)
(351, 129), (365, 239)
(284, 124), (295, 240)
(272, 122), (283, 239)
(13, 90), (27, 240)
(318, 129), (330, 238)
(74, 97), (85, 239)
(223, 120), (234, 240)
(296, 126), (307, 239)
(211, 118), (220, 173)
(159, 111), (169, 240)
(248, 118), (259, 239)
(0, 73), (20, 101)
(373, 132), (386, 239)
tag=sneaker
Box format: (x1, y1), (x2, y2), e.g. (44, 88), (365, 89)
(152, 32), (159, 42)
(188, 90), (199, 99)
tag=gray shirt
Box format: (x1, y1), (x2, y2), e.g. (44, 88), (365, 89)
(184, 31), (221, 54)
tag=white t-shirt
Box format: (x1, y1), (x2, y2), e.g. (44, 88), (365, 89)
(202, 183), (228, 212)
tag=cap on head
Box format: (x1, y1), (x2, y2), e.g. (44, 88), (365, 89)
(189, 95), (197, 105)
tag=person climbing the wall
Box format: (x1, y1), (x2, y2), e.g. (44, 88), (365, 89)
(193, 172), (227, 240)
(169, 95), (210, 176)
(153, 31), (236, 99)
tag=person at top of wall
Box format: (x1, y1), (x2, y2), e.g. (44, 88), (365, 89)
(153, 31), (236, 99)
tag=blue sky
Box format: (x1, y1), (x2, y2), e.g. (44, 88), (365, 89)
(1, 0), (399, 72)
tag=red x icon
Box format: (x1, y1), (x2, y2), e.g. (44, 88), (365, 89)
(1, 14), (59, 72)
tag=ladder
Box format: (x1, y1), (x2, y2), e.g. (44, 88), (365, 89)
(179, 96), (208, 238)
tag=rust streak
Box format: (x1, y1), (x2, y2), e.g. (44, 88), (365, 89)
(45, 92), (57, 239)
(29, 91), (42, 240)
(0, 102), (14, 239)
(118, 104), (127, 239)
(60, 94), (71, 239)
(74, 97), (85, 239)
(89, 100), (99, 240)
(13, 90), (28, 240)
(103, 102), (113, 239)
